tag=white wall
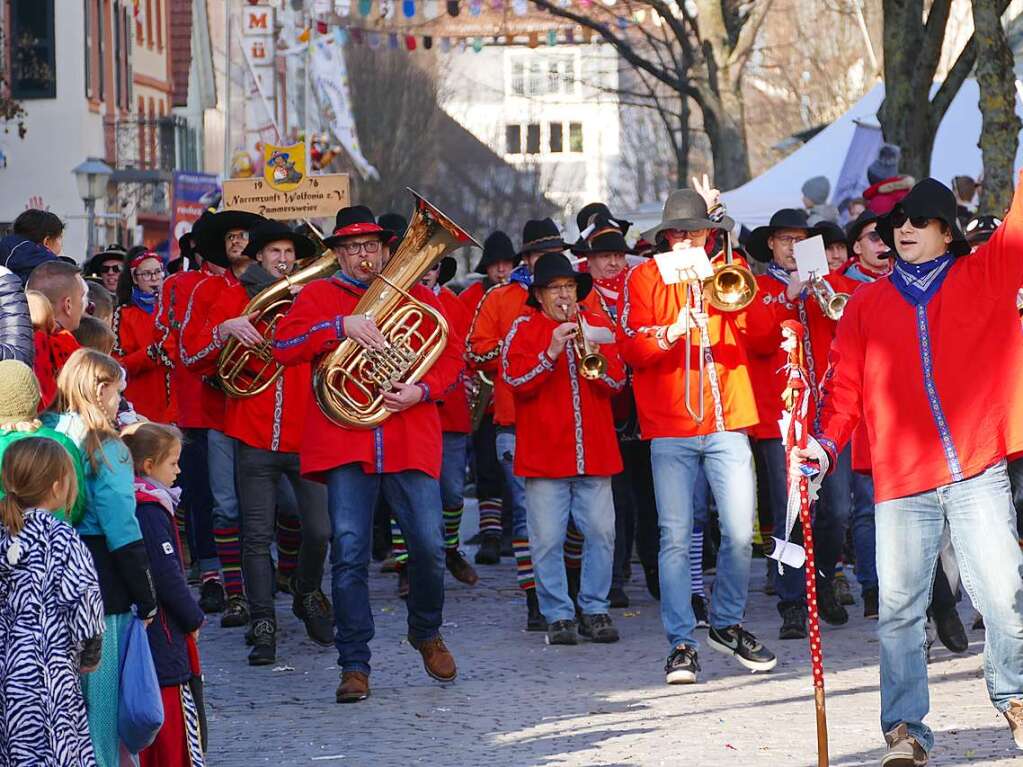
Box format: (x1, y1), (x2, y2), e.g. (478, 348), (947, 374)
(0, 1), (108, 262)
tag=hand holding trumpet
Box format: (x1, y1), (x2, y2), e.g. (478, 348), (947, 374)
(547, 321), (578, 360)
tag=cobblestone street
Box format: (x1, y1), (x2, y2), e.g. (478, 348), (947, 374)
(201, 502), (1021, 766)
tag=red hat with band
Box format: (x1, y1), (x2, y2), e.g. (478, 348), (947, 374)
(323, 205), (395, 249)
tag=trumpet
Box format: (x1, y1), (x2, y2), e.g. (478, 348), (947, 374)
(561, 304), (608, 381)
(809, 275), (849, 321)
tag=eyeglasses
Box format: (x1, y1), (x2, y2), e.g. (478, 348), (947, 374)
(858, 231), (883, 244)
(134, 269), (165, 280)
(337, 240), (382, 256)
(890, 212), (934, 229)
(542, 283), (577, 294)
(225, 232), (249, 243)
(773, 235), (806, 246)
(99, 264), (123, 274)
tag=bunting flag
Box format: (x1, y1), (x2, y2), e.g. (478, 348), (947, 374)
(447, 0), (460, 14)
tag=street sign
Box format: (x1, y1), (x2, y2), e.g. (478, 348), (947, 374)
(222, 173), (350, 220)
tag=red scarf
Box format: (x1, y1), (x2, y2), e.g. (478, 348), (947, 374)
(593, 272), (627, 306)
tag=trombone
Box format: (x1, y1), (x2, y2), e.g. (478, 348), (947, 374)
(561, 304), (608, 381)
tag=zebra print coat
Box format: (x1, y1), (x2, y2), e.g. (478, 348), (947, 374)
(0, 509), (106, 766)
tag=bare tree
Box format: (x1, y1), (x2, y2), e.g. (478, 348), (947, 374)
(972, 0), (1021, 214)
(0, 28), (28, 139)
(878, 0), (1012, 180)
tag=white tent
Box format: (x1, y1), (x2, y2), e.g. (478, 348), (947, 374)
(720, 79), (1023, 229)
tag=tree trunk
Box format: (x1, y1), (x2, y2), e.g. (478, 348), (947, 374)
(699, 88), (751, 190)
(972, 0), (1021, 214)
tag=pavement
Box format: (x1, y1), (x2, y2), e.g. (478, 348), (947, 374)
(200, 500), (1022, 766)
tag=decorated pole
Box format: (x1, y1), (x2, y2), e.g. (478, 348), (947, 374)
(780, 319), (829, 767)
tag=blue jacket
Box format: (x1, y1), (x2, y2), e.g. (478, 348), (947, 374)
(0, 234), (56, 285)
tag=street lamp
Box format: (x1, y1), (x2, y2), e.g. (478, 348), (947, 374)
(72, 157), (113, 259)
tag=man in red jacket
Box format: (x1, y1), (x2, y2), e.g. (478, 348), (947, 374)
(272, 205), (463, 704)
(743, 207), (859, 639)
(503, 253), (625, 645)
(618, 188), (776, 685)
(793, 176), (1023, 764)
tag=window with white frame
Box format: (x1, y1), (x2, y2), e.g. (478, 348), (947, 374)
(507, 52), (577, 98)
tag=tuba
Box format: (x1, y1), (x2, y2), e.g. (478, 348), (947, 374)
(217, 224), (338, 398)
(314, 189), (479, 428)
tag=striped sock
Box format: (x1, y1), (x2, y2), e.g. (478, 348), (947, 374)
(276, 515), (302, 579)
(391, 517), (408, 566)
(478, 497), (503, 537)
(214, 527), (244, 597)
(690, 527), (705, 598)
(200, 570), (221, 585)
(443, 506), (463, 552)
(512, 537), (534, 590)
(563, 518), (584, 570)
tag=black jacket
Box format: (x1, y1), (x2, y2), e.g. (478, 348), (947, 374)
(0, 266), (34, 365)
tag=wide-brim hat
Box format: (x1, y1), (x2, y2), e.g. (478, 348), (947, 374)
(817, 221), (847, 248)
(525, 252), (593, 309)
(571, 217), (636, 256)
(876, 178), (970, 257)
(518, 218), (567, 257)
(474, 230), (520, 273)
(438, 256), (457, 285)
(576, 202), (632, 238)
(323, 205), (393, 249)
(747, 208), (822, 263)
(199, 210), (267, 267)
(964, 214), (1003, 246)
(642, 189), (735, 243)
(242, 220), (317, 260)
(845, 210), (881, 247)
(377, 213), (408, 247)
(84, 244), (128, 277)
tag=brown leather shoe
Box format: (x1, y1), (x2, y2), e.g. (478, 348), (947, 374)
(335, 671), (370, 703)
(446, 550), (479, 585)
(882, 723), (928, 766)
(409, 635), (457, 682)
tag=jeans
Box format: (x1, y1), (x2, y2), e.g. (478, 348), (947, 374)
(326, 465), (445, 674)
(525, 476), (615, 622)
(237, 444), (331, 621)
(876, 461), (1023, 751)
(495, 428), (528, 539)
(850, 471), (878, 591)
(651, 432), (755, 648)
(207, 429), (239, 530)
(440, 432), (467, 509)
(757, 438), (852, 604)
(179, 428), (219, 572)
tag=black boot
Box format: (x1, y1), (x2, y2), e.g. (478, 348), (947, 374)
(644, 565), (660, 600)
(778, 601), (807, 640)
(817, 579), (849, 626)
(526, 588), (547, 632)
(566, 566), (581, 616)
(474, 534), (501, 565)
(934, 608), (969, 653)
(247, 619), (277, 666)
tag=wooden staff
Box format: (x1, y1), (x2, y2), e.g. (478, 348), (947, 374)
(781, 320), (829, 767)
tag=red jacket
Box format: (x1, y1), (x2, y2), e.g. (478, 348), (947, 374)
(156, 268), (225, 430)
(113, 304), (176, 423)
(179, 271), (308, 453)
(458, 280), (487, 316)
(743, 270), (859, 440)
(863, 176), (914, 215)
(466, 281), (529, 427)
(503, 306), (625, 477)
(616, 257), (759, 439)
(33, 329), (80, 410)
(272, 275), (463, 481)
(817, 179), (1023, 502)
(436, 286), (471, 434)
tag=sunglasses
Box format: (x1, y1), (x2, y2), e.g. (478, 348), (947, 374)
(890, 212), (934, 229)
(858, 231), (883, 244)
(100, 264), (123, 274)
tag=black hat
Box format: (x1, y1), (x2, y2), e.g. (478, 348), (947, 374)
(438, 256), (457, 285)
(526, 252), (593, 309)
(571, 215), (636, 256)
(876, 178), (970, 257)
(242, 220), (317, 260)
(377, 213), (408, 246)
(199, 210), (267, 267)
(324, 205), (393, 249)
(845, 210), (881, 247)
(576, 202), (632, 238)
(817, 221), (847, 248)
(474, 230), (520, 274)
(747, 209), (822, 263)
(964, 214), (1003, 246)
(519, 218), (567, 257)
(642, 189), (734, 243)
(84, 244), (128, 277)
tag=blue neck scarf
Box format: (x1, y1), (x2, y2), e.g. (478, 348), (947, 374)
(334, 271), (368, 290)
(509, 264), (533, 288)
(131, 287), (157, 314)
(890, 253), (954, 306)
(766, 262), (791, 285)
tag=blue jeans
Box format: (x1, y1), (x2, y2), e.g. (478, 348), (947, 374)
(207, 428), (239, 530)
(651, 432), (755, 648)
(440, 432), (467, 509)
(525, 476), (615, 622)
(326, 465), (445, 675)
(851, 471), (878, 591)
(876, 461), (1023, 751)
(496, 428), (528, 539)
